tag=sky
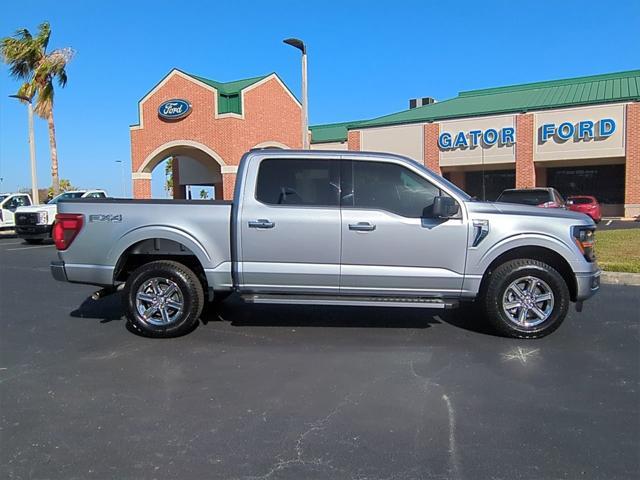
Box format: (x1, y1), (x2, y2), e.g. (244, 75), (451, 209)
(1, 0), (639, 197)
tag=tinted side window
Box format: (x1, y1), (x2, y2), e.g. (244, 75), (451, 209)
(256, 159), (339, 207)
(344, 161), (443, 218)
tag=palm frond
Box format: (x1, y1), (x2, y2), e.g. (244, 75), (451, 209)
(34, 81), (53, 118)
(35, 22), (51, 50)
(16, 82), (36, 101)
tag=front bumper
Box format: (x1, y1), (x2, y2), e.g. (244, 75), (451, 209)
(575, 268), (601, 301)
(16, 224), (51, 239)
(50, 261), (68, 282)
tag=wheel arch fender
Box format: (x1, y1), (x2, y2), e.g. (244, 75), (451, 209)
(108, 226), (214, 281)
(473, 233), (581, 301)
(474, 233), (580, 274)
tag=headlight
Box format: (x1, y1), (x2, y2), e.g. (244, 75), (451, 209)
(572, 226), (595, 262)
(37, 211), (48, 225)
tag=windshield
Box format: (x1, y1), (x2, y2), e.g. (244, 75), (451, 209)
(497, 190), (551, 206)
(47, 192), (85, 204)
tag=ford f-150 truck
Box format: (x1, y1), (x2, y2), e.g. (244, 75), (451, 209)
(50, 150), (600, 339)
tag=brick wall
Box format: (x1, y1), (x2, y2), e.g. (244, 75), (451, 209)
(348, 130), (361, 151)
(222, 173), (237, 201)
(447, 171), (466, 190)
(515, 113), (535, 188)
(130, 71), (301, 198)
(625, 102), (640, 218)
(423, 123), (441, 175)
(133, 178), (151, 198)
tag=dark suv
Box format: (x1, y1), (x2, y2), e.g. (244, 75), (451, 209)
(496, 188), (566, 209)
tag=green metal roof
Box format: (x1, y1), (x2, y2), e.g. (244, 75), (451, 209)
(185, 71), (269, 115)
(309, 120), (368, 144)
(188, 73), (268, 96)
(351, 69), (640, 130)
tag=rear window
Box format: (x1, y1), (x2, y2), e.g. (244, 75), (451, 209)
(497, 190), (551, 206)
(256, 159), (339, 207)
(570, 197), (594, 205)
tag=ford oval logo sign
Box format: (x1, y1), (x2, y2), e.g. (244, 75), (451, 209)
(158, 99), (192, 120)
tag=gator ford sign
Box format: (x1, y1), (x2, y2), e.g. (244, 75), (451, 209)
(158, 99), (192, 120)
(439, 127), (515, 150)
(539, 118), (616, 142)
(439, 118), (617, 150)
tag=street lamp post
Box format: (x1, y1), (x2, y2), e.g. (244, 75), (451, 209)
(115, 160), (126, 197)
(9, 94), (39, 205)
(283, 38), (309, 149)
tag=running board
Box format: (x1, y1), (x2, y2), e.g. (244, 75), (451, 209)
(241, 294), (458, 309)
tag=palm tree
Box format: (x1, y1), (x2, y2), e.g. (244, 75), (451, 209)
(1, 22), (74, 194)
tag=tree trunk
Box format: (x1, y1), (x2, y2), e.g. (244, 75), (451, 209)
(47, 108), (60, 195)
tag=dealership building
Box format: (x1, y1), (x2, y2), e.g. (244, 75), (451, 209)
(130, 69), (639, 217)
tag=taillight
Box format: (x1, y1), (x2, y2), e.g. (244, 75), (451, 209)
(53, 213), (84, 250)
(572, 226), (596, 262)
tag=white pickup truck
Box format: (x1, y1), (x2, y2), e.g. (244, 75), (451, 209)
(0, 192), (33, 230)
(15, 190), (107, 244)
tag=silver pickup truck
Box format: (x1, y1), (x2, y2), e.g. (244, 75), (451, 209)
(51, 150), (600, 338)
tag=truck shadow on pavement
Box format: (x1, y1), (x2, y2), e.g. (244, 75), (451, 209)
(70, 293), (493, 335)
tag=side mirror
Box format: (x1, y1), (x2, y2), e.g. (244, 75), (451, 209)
(432, 196), (459, 218)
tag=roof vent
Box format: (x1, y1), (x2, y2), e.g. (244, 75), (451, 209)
(409, 97), (436, 109)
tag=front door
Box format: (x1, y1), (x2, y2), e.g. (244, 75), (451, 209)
(239, 157), (341, 293)
(339, 159), (468, 297)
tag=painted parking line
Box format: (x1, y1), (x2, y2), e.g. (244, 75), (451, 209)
(6, 245), (54, 251)
(0, 241), (24, 246)
(606, 220), (613, 226)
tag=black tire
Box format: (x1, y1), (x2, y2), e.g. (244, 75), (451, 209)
(481, 258), (570, 339)
(24, 238), (43, 244)
(122, 260), (204, 338)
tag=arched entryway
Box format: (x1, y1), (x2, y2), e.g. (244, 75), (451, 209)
(132, 140), (231, 200)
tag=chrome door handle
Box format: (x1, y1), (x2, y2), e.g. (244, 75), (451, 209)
(248, 219), (275, 229)
(349, 222), (376, 232)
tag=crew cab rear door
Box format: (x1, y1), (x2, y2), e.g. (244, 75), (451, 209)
(238, 156), (341, 293)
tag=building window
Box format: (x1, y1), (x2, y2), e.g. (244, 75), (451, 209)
(547, 165), (624, 204)
(465, 170), (515, 201)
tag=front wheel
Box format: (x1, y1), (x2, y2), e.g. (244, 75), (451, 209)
(481, 259), (570, 339)
(122, 260), (204, 337)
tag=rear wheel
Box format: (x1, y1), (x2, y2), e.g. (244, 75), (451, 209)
(481, 259), (570, 339)
(123, 260), (204, 337)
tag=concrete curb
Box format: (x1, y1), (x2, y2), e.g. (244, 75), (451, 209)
(601, 271), (640, 286)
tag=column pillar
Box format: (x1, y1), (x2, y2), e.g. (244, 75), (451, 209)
(423, 123), (441, 175)
(625, 103), (640, 218)
(535, 166), (547, 187)
(515, 113), (535, 188)
(348, 130), (361, 151)
(132, 173), (152, 199)
(221, 166), (238, 201)
(171, 157), (186, 199)
(448, 171), (466, 190)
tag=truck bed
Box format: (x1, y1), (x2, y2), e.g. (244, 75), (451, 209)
(56, 198), (233, 287)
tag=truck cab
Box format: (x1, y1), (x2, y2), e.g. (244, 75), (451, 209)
(0, 193), (32, 230)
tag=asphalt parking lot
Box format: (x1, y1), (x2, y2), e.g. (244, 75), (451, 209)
(0, 237), (638, 480)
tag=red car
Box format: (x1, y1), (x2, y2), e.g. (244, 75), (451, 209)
(567, 195), (602, 223)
